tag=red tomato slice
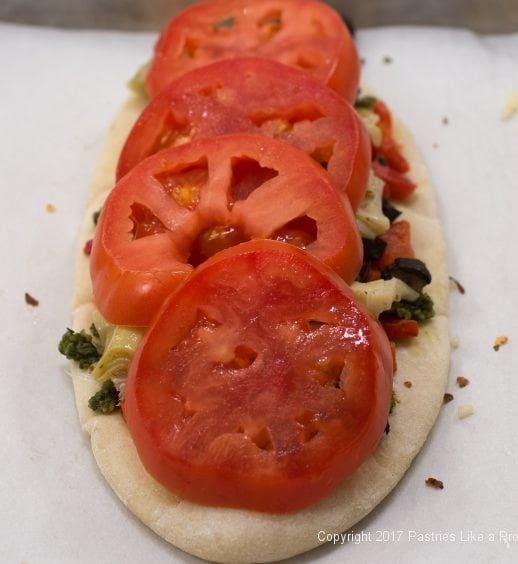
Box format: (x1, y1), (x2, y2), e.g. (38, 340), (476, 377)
(146, 0), (360, 102)
(122, 240), (393, 513)
(118, 58), (370, 210)
(91, 134), (362, 326)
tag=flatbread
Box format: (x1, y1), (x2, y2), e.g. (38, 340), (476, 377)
(68, 92), (449, 563)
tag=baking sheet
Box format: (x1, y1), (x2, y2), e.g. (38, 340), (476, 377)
(1, 22), (517, 563)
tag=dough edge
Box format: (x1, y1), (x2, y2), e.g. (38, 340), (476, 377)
(68, 93), (450, 564)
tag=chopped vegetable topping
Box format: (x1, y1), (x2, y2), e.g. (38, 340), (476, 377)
(449, 275), (465, 294)
(352, 278), (418, 318)
(372, 160), (417, 200)
(88, 379), (119, 414)
(456, 376), (469, 388)
(362, 237), (387, 262)
(425, 477), (444, 490)
(382, 198), (402, 223)
(404, 381), (412, 388)
(92, 209), (101, 225)
(443, 393), (454, 404)
(354, 95), (377, 110)
(214, 16), (235, 30)
(390, 292), (435, 322)
(458, 404), (474, 419)
(493, 335), (508, 351)
(356, 172), (390, 238)
(25, 292), (39, 306)
(58, 328), (101, 370)
(380, 317), (419, 339)
(381, 258), (432, 293)
(83, 239), (93, 256)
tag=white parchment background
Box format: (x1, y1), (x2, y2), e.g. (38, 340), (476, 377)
(0, 22), (517, 563)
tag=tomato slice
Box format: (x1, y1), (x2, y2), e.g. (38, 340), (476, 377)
(146, 0), (360, 102)
(122, 240), (393, 513)
(118, 58), (370, 210)
(91, 134), (362, 326)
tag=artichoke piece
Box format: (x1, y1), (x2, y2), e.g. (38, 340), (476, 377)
(91, 311), (143, 382)
(352, 278), (419, 319)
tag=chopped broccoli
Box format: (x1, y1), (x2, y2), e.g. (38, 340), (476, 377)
(354, 95), (377, 109)
(390, 293), (435, 322)
(89, 323), (100, 339)
(58, 328), (101, 370)
(88, 380), (119, 414)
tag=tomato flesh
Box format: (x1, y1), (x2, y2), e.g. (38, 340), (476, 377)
(146, 0), (360, 102)
(122, 240), (393, 513)
(91, 134), (362, 326)
(118, 58), (370, 210)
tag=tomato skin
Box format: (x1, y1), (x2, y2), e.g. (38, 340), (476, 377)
(118, 58), (370, 210)
(91, 134), (362, 326)
(122, 240), (393, 513)
(146, 0), (359, 102)
(372, 160), (417, 200)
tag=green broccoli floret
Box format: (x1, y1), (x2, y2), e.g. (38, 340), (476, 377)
(354, 95), (377, 109)
(390, 293), (435, 322)
(58, 328), (101, 370)
(88, 380), (119, 414)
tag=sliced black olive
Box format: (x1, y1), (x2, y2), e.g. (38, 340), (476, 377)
(381, 258), (432, 292)
(354, 95), (376, 110)
(362, 237), (387, 261)
(382, 198), (402, 223)
(356, 261), (371, 283)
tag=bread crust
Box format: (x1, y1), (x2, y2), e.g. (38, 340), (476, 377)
(69, 93), (449, 563)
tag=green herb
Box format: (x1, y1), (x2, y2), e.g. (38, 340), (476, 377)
(58, 328), (101, 370)
(88, 380), (119, 414)
(90, 323), (100, 339)
(92, 209), (101, 226)
(213, 16), (235, 30)
(390, 293), (435, 322)
(354, 95), (377, 110)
